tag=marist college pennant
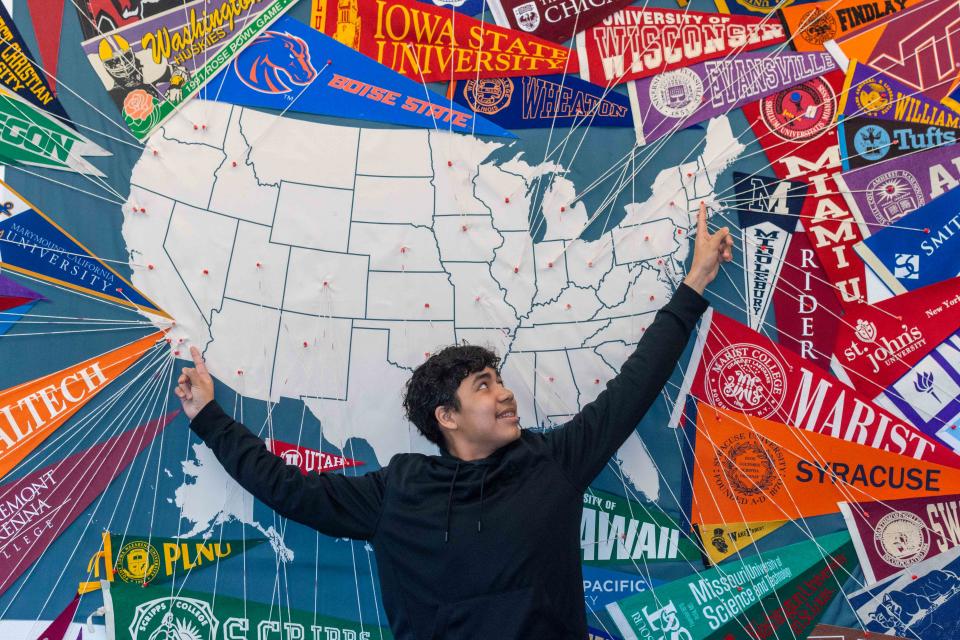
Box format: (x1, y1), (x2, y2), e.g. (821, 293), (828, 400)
(311, 0), (578, 83)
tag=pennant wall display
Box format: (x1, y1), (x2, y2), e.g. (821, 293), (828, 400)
(488, 0), (633, 43)
(825, 0), (960, 102)
(780, 0), (923, 52)
(0, 331), (164, 481)
(672, 310), (953, 466)
(574, 7), (786, 85)
(810, 623), (910, 640)
(265, 437), (364, 474)
(696, 520), (788, 565)
(772, 226), (844, 371)
(946, 78), (960, 113)
(420, 0), (485, 14)
(628, 50), (836, 146)
(0, 4), (69, 120)
(732, 171), (806, 330)
(0, 180), (168, 316)
(81, 0), (296, 141)
(714, 0), (816, 17)
(79, 531), (269, 594)
(453, 74), (632, 129)
(35, 595), (79, 640)
(837, 139), (960, 234)
(840, 493), (960, 585)
(854, 186), (960, 294)
(606, 531), (853, 640)
(311, 0), (578, 83)
(838, 61), (960, 128)
(690, 402), (960, 524)
(582, 565), (662, 609)
(581, 488), (701, 565)
(209, 16), (512, 137)
(743, 69), (869, 307)
(0, 412), (174, 596)
(838, 115), (959, 171)
(103, 582), (391, 640)
(72, 0), (185, 41)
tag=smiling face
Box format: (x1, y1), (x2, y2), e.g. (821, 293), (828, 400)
(435, 367), (520, 460)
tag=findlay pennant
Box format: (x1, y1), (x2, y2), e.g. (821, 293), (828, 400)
(780, 0), (922, 53)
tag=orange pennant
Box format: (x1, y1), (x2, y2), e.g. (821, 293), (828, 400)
(691, 402), (960, 524)
(780, 0), (924, 52)
(0, 331), (163, 480)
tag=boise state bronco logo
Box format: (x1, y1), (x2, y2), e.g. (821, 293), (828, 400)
(234, 31), (317, 94)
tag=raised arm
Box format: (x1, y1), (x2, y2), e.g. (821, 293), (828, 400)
(175, 348), (384, 540)
(544, 203), (731, 490)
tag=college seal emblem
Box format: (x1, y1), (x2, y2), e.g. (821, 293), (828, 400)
(512, 2), (540, 32)
(714, 433), (786, 505)
(853, 123), (891, 162)
(865, 170), (924, 224)
(462, 78), (514, 115)
(797, 8), (837, 45)
(760, 77), (835, 141)
(128, 597), (218, 640)
(649, 68), (703, 119)
(116, 540), (161, 584)
(873, 510), (930, 568)
(705, 344), (787, 417)
(855, 77), (894, 116)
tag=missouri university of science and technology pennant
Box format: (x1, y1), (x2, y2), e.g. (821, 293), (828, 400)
(81, 0), (296, 141)
(671, 310), (952, 466)
(0, 412), (174, 597)
(838, 61), (960, 128)
(825, 0), (960, 102)
(104, 582), (390, 640)
(208, 16), (512, 138)
(266, 437), (363, 474)
(311, 0), (578, 83)
(696, 520), (788, 565)
(575, 7), (785, 85)
(453, 74), (632, 129)
(840, 493), (960, 585)
(488, 0), (633, 43)
(780, 0), (923, 52)
(854, 187), (960, 294)
(0, 180), (168, 317)
(607, 531), (854, 640)
(691, 402), (960, 523)
(732, 171), (805, 331)
(838, 116), (959, 171)
(0, 4), (70, 121)
(0, 331), (165, 481)
(628, 51), (836, 146)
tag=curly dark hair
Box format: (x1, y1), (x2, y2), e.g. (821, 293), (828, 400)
(403, 344), (501, 447)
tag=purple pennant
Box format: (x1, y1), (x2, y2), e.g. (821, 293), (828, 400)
(35, 594), (79, 640)
(0, 273), (44, 301)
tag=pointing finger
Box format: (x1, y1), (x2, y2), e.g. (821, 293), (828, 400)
(696, 201), (708, 239)
(191, 346), (209, 377)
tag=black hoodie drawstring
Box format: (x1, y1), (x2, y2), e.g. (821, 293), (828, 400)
(444, 463), (461, 543)
(477, 467), (488, 533)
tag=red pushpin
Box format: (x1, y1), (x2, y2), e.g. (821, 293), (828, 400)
(193, 124), (199, 130)
(152, 149), (158, 156)
(447, 160), (453, 167)
(474, 295), (481, 302)
(201, 124), (207, 130)
(237, 369), (244, 376)
(513, 266), (519, 274)
(303, 341), (309, 348)
(657, 259), (663, 265)
(322, 280), (329, 287)
(232, 161), (238, 167)
(173, 350), (180, 356)
(147, 264), (155, 270)
(677, 229), (684, 236)
(594, 379), (600, 384)
(669, 201), (675, 207)
(461, 224), (468, 232)
(686, 172), (692, 178)
(504, 197), (510, 204)
(400, 246), (407, 254)
(649, 295), (655, 301)
(140, 207), (146, 213)
(924, 228), (930, 234)
(548, 376), (554, 382)
(547, 261), (553, 268)
(560, 206), (565, 212)
(565, 303), (572, 310)
(256, 261), (263, 268)
(423, 302), (430, 309)
(644, 235), (650, 241)
(424, 351), (431, 358)
(202, 268), (209, 275)
(587, 261), (593, 268)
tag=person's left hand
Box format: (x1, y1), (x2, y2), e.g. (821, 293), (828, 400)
(683, 201), (734, 294)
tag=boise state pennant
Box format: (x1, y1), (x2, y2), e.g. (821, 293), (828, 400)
(210, 16), (512, 138)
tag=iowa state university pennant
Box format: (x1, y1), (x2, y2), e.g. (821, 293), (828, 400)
(488, 0), (633, 43)
(780, 0), (923, 52)
(575, 7), (785, 85)
(838, 61), (960, 128)
(311, 0), (578, 83)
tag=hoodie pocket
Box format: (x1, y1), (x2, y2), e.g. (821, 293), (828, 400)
(429, 587), (570, 639)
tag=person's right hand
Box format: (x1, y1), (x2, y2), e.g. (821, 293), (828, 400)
(174, 346), (215, 421)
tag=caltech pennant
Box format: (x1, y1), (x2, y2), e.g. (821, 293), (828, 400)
(209, 15), (512, 138)
(0, 180), (168, 317)
(311, 0), (578, 83)
(838, 115), (960, 171)
(0, 411), (175, 597)
(780, 0), (924, 53)
(0, 4), (69, 121)
(838, 61), (960, 128)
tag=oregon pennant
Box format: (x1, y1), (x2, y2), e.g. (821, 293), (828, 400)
(697, 520), (788, 565)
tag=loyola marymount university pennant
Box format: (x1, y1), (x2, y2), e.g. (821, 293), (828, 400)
(574, 7), (785, 85)
(671, 310), (953, 466)
(838, 116), (959, 171)
(266, 437), (364, 474)
(838, 61), (960, 128)
(311, 0), (578, 83)
(780, 0), (923, 52)
(628, 50), (835, 146)
(488, 0), (633, 43)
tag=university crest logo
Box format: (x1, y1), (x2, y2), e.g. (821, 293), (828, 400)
(513, 2), (540, 32)
(129, 597), (218, 640)
(234, 31), (317, 94)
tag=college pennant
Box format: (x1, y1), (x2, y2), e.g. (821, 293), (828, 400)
(811, 623), (910, 639)
(607, 531), (854, 640)
(25, 0), (64, 94)
(0, 180), (168, 317)
(311, 0), (578, 83)
(838, 115), (960, 171)
(780, 0), (923, 52)
(209, 16), (512, 137)
(0, 331), (165, 481)
(0, 273), (44, 311)
(691, 402), (960, 523)
(266, 437), (364, 474)
(696, 520), (788, 565)
(671, 310), (952, 466)
(582, 566), (662, 609)
(838, 61), (960, 128)
(488, 0), (633, 43)
(0, 4), (69, 121)
(0, 412), (175, 596)
(35, 594), (79, 640)
(575, 7), (785, 85)
(628, 51), (835, 146)
(825, 0), (960, 102)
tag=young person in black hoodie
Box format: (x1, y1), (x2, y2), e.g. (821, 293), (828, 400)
(175, 202), (733, 639)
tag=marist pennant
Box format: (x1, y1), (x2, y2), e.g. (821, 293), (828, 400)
(311, 0), (579, 83)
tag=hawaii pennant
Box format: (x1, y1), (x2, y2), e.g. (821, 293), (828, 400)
(0, 4), (69, 120)
(0, 412), (174, 596)
(266, 437), (364, 474)
(311, 0), (578, 83)
(839, 116), (959, 171)
(488, 0), (633, 43)
(0, 180), (168, 317)
(210, 16), (512, 137)
(781, 0), (923, 52)
(838, 61), (960, 127)
(671, 309), (952, 466)
(696, 520), (788, 565)
(628, 50), (835, 146)
(575, 7), (785, 85)
(0, 331), (164, 481)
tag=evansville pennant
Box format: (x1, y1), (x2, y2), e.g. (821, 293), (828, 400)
(266, 437), (364, 474)
(0, 412), (174, 596)
(628, 50), (835, 146)
(488, 0), (633, 43)
(824, 0), (960, 102)
(838, 61), (960, 128)
(209, 16), (512, 138)
(0, 331), (164, 481)
(575, 8), (785, 85)
(839, 115), (959, 171)
(691, 402), (960, 523)
(696, 520), (788, 565)
(0, 180), (168, 316)
(311, 0), (578, 83)
(0, 4), (69, 121)
(671, 310), (952, 465)
(780, 0), (923, 52)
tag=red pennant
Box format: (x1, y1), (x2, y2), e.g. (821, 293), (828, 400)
(266, 438), (364, 474)
(24, 0), (64, 93)
(35, 594), (78, 640)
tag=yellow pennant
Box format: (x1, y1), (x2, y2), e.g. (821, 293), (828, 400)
(697, 520), (787, 564)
